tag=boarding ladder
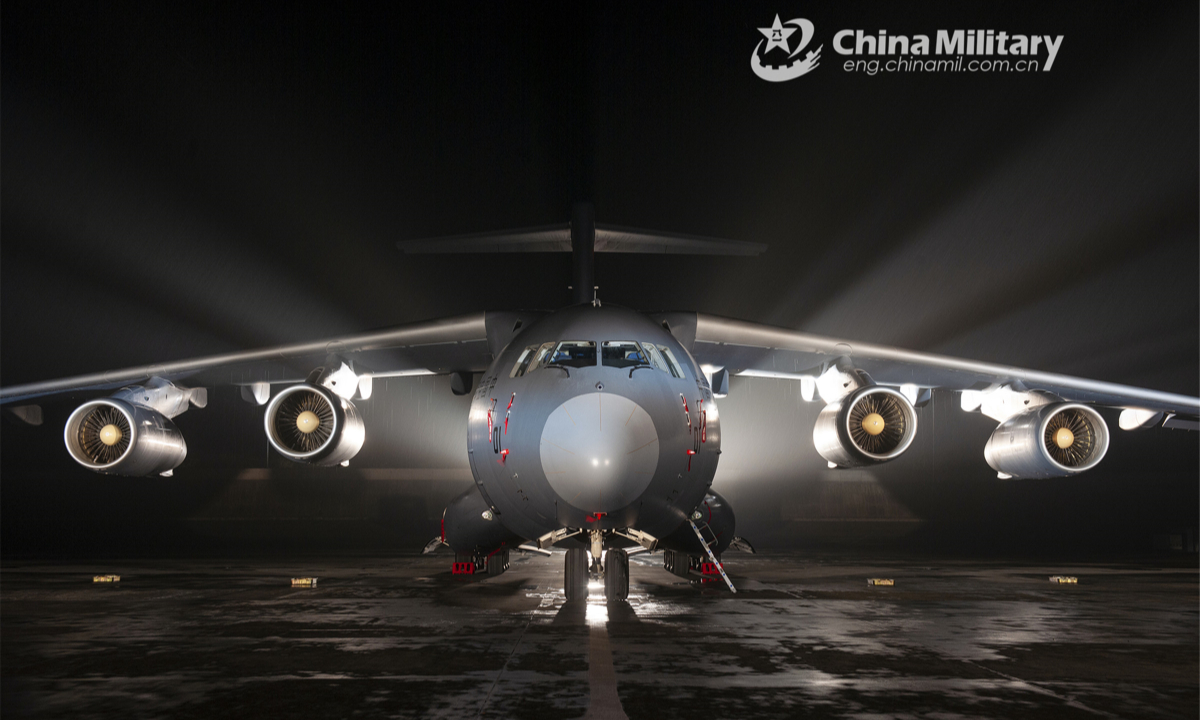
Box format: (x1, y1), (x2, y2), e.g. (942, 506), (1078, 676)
(688, 518), (737, 593)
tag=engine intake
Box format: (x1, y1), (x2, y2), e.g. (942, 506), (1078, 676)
(264, 384), (365, 465)
(984, 403), (1109, 478)
(814, 386), (918, 467)
(64, 399), (187, 476)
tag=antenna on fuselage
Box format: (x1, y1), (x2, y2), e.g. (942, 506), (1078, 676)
(396, 203), (767, 306)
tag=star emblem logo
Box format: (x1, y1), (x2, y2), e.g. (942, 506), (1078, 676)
(758, 14), (797, 54)
(750, 15), (822, 82)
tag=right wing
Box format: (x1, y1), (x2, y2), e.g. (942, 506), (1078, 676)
(658, 312), (1199, 420)
(653, 312), (1196, 478)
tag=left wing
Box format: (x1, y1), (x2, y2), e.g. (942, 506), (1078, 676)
(654, 312), (1198, 478)
(0, 311), (539, 406)
(0, 311), (540, 476)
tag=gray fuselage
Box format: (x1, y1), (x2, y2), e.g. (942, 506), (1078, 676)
(467, 304), (721, 541)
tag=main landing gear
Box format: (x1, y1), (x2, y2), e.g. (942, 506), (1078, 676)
(664, 548), (729, 586)
(452, 548), (510, 576)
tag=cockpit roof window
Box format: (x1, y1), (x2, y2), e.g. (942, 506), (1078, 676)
(601, 341), (651, 369)
(545, 340), (597, 368)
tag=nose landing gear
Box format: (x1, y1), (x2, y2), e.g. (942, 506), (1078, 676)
(561, 530), (632, 601)
(590, 528), (604, 575)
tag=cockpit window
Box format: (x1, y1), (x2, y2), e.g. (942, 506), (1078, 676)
(601, 341), (650, 369)
(511, 342), (555, 377)
(532, 342), (556, 365)
(642, 344), (670, 374)
(545, 341), (597, 368)
(509, 345), (537, 377)
(656, 345), (685, 378)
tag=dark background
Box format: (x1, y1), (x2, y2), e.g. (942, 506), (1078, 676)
(2, 1), (1196, 558)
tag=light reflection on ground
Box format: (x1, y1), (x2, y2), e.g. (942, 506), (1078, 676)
(1, 552), (1196, 719)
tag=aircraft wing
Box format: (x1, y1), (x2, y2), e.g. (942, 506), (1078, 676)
(0, 311), (542, 407)
(654, 312), (1199, 428)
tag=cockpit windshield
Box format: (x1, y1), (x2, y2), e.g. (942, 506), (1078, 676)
(510, 339), (683, 377)
(601, 341), (650, 369)
(546, 341), (597, 368)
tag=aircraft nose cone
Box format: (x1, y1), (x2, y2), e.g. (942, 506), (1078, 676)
(540, 393), (659, 513)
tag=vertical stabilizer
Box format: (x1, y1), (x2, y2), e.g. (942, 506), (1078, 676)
(570, 202), (596, 305)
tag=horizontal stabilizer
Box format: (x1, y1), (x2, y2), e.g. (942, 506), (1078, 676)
(594, 225), (766, 255)
(398, 224), (571, 253)
(398, 224), (766, 256)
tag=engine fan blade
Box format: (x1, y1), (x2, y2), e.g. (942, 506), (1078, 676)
(78, 405), (131, 464)
(848, 392), (906, 454)
(273, 390), (335, 453)
(1044, 409), (1096, 467)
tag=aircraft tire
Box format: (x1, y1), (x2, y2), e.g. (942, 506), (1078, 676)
(604, 549), (629, 600)
(664, 549), (693, 579)
(486, 548), (509, 576)
(564, 547), (589, 600)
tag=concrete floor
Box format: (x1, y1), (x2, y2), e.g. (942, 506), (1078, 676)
(2, 552), (1196, 719)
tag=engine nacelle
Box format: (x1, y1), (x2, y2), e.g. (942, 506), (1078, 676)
(813, 386), (918, 467)
(984, 403), (1109, 478)
(64, 399), (187, 477)
(264, 383), (365, 465)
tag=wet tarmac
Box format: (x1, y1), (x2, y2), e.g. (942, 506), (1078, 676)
(2, 553), (1196, 719)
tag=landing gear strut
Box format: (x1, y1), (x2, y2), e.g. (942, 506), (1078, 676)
(589, 528), (604, 573)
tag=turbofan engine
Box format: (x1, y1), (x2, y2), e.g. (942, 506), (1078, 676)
(264, 384), (365, 465)
(984, 403), (1109, 478)
(64, 399), (187, 477)
(813, 386), (918, 467)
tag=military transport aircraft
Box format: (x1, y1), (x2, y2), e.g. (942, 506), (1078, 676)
(3, 203), (1197, 600)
